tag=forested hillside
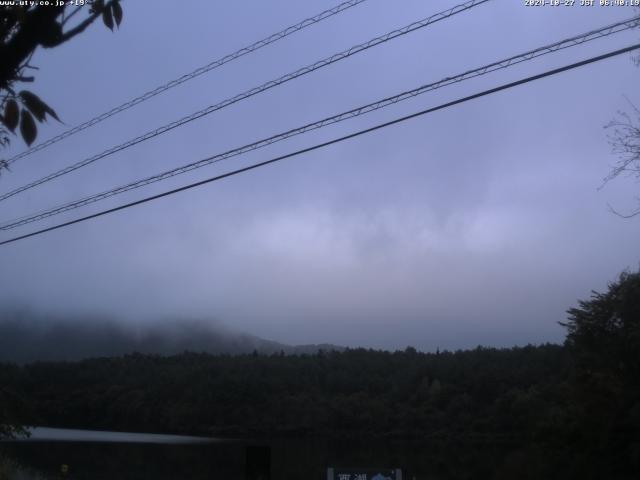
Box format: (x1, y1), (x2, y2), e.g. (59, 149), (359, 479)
(0, 345), (569, 437)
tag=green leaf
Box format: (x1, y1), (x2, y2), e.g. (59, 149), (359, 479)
(19, 91), (60, 123)
(102, 6), (114, 31)
(3, 99), (19, 132)
(19, 91), (45, 122)
(20, 110), (37, 146)
(89, 0), (104, 15)
(112, 1), (123, 27)
(43, 102), (60, 122)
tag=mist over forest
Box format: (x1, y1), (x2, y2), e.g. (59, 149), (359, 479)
(0, 311), (342, 363)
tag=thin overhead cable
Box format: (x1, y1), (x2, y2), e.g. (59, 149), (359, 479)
(2, 15), (638, 231)
(4, 0), (371, 166)
(0, 0), (491, 202)
(1, 42), (638, 247)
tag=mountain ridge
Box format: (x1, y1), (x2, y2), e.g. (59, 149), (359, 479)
(0, 312), (344, 363)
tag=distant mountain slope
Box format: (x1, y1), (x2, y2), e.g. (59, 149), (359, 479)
(0, 312), (343, 363)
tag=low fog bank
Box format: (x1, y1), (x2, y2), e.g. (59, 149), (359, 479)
(0, 310), (343, 363)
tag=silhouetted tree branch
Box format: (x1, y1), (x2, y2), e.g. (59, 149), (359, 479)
(0, 1), (123, 149)
(602, 12), (640, 217)
(604, 99), (640, 217)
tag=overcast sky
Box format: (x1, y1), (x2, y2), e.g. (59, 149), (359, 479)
(0, 0), (638, 351)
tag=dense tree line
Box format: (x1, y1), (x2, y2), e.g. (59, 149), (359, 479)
(0, 344), (570, 438)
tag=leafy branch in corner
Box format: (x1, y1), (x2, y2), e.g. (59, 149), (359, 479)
(0, 0), (123, 150)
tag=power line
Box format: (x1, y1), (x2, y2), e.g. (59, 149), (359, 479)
(2, 15), (638, 231)
(4, 0), (371, 166)
(1, 42), (638, 248)
(0, 0), (491, 203)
